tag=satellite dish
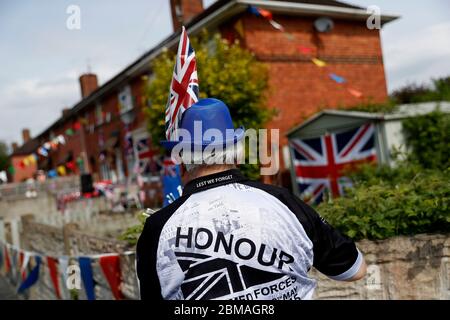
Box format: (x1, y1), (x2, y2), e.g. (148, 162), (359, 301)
(314, 17), (334, 33)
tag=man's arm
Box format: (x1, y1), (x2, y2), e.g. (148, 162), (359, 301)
(135, 216), (164, 300)
(345, 258), (367, 281)
(279, 190), (367, 282)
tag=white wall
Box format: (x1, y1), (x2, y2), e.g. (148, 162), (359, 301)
(382, 120), (408, 164)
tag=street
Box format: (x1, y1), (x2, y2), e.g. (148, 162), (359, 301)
(0, 276), (18, 300)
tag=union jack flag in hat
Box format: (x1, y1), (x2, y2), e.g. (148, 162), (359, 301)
(165, 26), (199, 141)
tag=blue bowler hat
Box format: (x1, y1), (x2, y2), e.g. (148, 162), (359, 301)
(161, 98), (245, 150)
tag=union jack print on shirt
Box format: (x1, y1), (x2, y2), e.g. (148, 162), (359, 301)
(290, 123), (377, 205)
(165, 26), (199, 141)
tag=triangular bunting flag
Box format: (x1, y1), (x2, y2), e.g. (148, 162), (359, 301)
(234, 20), (244, 38)
(99, 255), (123, 300)
(329, 73), (346, 84)
(47, 256), (62, 299)
(312, 58), (327, 67)
(18, 256), (41, 294)
(0, 245), (3, 271)
(58, 256), (69, 300)
(79, 257), (96, 300)
(348, 88), (363, 98)
(269, 19), (285, 31)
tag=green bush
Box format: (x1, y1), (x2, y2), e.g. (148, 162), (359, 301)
(118, 213), (147, 246)
(317, 164), (450, 240)
(402, 110), (450, 170)
(391, 76), (450, 104)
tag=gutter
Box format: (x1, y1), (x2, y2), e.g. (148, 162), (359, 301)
(238, 0), (400, 24)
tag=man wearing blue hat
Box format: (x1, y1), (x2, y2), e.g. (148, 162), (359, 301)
(136, 98), (366, 300)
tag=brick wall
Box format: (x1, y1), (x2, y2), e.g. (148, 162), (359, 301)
(11, 155), (38, 183)
(37, 75), (148, 180)
(242, 13), (388, 146)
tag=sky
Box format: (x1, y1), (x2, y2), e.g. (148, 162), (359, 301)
(0, 0), (449, 147)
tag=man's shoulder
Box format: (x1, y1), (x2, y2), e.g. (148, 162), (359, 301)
(146, 195), (190, 226)
(241, 179), (297, 201)
(240, 179), (317, 222)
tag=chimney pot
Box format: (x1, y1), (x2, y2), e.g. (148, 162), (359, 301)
(169, 0), (204, 32)
(22, 129), (31, 144)
(79, 73), (98, 98)
(62, 108), (71, 118)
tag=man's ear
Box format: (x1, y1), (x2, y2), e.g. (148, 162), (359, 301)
(180, 163), (189, 185)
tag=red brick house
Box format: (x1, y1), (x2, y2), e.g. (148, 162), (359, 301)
(11, 0), (398, 189)
(9, 130), (39, 183)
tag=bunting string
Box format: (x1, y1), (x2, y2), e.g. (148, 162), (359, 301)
(247, 5), (364, 99)
(0, 240), (134, 300)
(8, 116), (89, 180)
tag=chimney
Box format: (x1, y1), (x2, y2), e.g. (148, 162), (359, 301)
(170, 0), (204, 32)
(62, 108), (71, 118)
(22, 128), (31, 144)
(79, 73), (98, 98)
(12, 142), (18, 152)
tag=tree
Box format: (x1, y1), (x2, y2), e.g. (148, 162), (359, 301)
(342, 75), (450, 114)
(391, 76), (450, 104)
(402, 110), (450, 170)
(0, 140), (10, 171)
(143, 32), (273, 179)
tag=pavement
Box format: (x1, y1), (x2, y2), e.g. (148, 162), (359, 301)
(0, 276), (18, 300)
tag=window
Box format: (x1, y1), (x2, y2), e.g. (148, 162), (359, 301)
(96, 102), (103, 126)
(118, 85), (134, 114)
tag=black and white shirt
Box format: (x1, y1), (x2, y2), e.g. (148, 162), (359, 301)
(136, 169), (362, 300)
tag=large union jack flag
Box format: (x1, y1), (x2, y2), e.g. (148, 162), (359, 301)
(290, 123), (377, 205)
(165, 26), (199, 141)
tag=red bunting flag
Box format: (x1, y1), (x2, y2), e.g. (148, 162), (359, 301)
(99, 255), (123, 300)
(66, 161), (76, 171)
(73, 121), (82, 131)
(19, 251), (26, 280)
(257, 8), (273, 20)
(47, 257), (62, 299)
(348, 88), (363, 98)
(298, 46), (314, 54)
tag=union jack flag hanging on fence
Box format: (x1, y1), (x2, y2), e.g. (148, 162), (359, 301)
(165, 26), (199, 141)
(290, 123), (377, 205)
